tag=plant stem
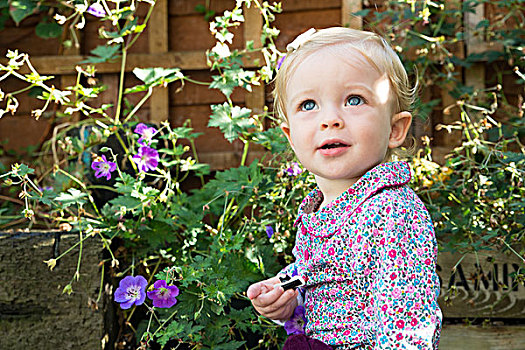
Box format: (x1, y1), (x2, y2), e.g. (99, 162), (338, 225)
(114, 47), (127, 124)
(240, 139), (249, 166)
(123, 86), (153, 123)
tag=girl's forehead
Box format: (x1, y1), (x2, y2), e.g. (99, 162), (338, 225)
(288, 46), (383, 86)
(289, 45), (382, 81)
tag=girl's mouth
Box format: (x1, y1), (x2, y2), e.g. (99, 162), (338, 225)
(320, 142), (347, 149)
(318, 141), (350, 156)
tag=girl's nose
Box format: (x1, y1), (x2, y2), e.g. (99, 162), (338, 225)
(320, 114), (345, 130)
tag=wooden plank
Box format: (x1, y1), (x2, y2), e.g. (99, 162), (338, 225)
(439, 324), (525, 349)
(168, 0), (341, 16)
(464, 1), (489, 55)
(281, 0), (341, 11)
(341, 0), (362, 29)
(465, 63), (486, 90)
(0, 231), (104, 349)
(148, 0), (169, 53)
(168, 0), (236, 16)
(61, 25), (82, 122)
(169, 14), (244, 51)
(245, 83), (266, 115)
(170, 71), (246, 106)
(0, 51), (263, 75)
(243, 4), (263, 48)
(274, 9), (341, 50)
(243, 3), (266, 124)
(148, 0), (169, 124)
(437, 251), (525, 318)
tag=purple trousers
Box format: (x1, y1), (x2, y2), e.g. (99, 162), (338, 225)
(283, 334), (333, 350)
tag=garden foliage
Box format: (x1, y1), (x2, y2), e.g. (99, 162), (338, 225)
(0, 0), (524, 348)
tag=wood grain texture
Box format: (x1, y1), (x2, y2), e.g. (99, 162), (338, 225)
(148, 0), (170, 124)
(439, 324), (525, 349)
(437, 251), (525, 318)
(0, 50), (264, 75)
(341, 0), (363, 29)
(0, 231), (105, 350)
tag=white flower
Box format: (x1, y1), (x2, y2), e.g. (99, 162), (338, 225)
(54, 14), (67, 25)
(211, 42), (231, 58)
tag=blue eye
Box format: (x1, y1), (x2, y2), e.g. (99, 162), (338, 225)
(300, 100), (317, 111)
(346, 96), (363, 106)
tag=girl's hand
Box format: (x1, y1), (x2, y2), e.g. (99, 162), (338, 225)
(247, 276), (299, 321)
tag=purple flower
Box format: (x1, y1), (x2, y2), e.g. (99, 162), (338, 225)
(284, 305), (306, 335)
(134, 123), (157, 146)
(277, 55), (286, 70)
(147, 280), (180, 308)
(114, 275), (148, 309)
(91, 155), (117, 180)
(132, 146), (159, 172)
(285, 162), (303, 176)
(86, 3), (106, 17)
(265, 225), (274, 239)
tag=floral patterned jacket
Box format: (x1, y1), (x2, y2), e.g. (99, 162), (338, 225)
(280, 161), (442, 349)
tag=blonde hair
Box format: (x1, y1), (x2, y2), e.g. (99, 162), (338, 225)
(273, 27), (417, 160)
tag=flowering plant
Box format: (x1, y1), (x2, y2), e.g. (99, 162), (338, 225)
(1, 0), (524, 348)
(0, 1), (310, 348)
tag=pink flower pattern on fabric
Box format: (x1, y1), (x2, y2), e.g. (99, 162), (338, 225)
(280, 161), (442, 349)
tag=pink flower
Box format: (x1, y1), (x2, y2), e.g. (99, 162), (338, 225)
(132, 146), (159, 172)
(328, 247), (335, 256)
(91, 155), (116, 180)
(284, 306), (306, 335)
(87, 3), (106, 17)
(411, 318), (418, 327)
(396, 320), (405, 329)
(388, 249), (397, 259)
(134, 123), (157, 146)
(285, 162), (303, 176)
(147, 280), (180, 308)
(392, 288), (401, 299)
(114, 275), (147, 309)
(396, 333), (404, 340)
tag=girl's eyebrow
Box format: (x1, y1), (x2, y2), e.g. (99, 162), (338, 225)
(343, 83), (375, 96)
(288, 88), (316, 105)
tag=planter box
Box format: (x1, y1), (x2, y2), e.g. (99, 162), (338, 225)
(437, 250), (525, 318)
(0, 231), (111, 349)
(1, 230), (523, 348)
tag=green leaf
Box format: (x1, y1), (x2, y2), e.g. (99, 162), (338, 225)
(108, 195), (142, 212)
(14, 163), (35, 176)
(81, 45), (121, 64)
(352, 9), (370, 17)
(253, 127), (289, 153)
(35, 19), (62, 39)
(9, 0), (37, 25)
(208, 103), (253, 143)
(55, 188), (88, 208)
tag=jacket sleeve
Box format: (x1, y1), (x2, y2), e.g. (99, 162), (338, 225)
(272, 224), (307, 326)
(371, 202), (442, 349)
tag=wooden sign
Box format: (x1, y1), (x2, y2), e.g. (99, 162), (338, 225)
(437, 251), (525, 318)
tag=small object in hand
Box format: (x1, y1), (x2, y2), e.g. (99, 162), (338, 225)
(275, 275), (305, 291)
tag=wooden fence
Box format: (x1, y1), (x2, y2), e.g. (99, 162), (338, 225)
(1, 0), (511, 168)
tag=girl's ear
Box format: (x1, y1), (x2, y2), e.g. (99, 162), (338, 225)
(280, 123), (295, 150)
(388, 111), (412, 149)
